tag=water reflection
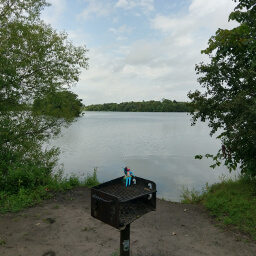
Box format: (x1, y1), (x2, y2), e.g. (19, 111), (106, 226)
(49, 112), (236, 201)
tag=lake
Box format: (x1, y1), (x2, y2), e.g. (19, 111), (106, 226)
(49, 111), (236, 201)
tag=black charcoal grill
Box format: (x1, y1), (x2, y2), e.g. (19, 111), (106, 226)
(91, 176), (157, 255)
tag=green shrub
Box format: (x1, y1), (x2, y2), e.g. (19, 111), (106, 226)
(83, 168), (100, 188)
(0, 168), (100, 213)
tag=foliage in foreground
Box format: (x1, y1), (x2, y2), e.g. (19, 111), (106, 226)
(0, 169), (100, 213)
(188, 0), (256, 177)
(181, 176), (256, 240)
(0, 0), (88, 208)
(33, 91), (84, 120)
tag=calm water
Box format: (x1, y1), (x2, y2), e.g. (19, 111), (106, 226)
(48, 112), (235, 201)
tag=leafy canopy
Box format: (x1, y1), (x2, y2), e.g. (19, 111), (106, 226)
(33, 90), (84, 119)
(0, 0), (89, 194)
(0, 0), (88, 110)
(188, 0), (256, 177)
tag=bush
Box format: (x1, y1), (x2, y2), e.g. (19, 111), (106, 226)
(83, 168), (100, 188)
(0, 168), (101, 213)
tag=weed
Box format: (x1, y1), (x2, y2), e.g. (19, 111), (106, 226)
(0, 168), (100, 213)
(33, 213), (41, 218)
(0, 238), (6, 245)
(111, 252), (120, 256)
(180, 185), (202, 204)
(82, 167), (100, 188)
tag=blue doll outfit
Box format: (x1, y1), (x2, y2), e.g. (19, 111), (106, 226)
(123, 167), (135, 186)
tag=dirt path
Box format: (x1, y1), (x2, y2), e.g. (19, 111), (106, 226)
(0, 187), (255, 256)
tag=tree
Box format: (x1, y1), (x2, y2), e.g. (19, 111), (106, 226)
(33, 90), (84, 119)
(84, 100), (190, 112)
(0, 0), (89, 193)
(188, 0), (256, 177)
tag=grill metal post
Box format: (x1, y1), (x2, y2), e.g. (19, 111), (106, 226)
(120, 224), (130, 256)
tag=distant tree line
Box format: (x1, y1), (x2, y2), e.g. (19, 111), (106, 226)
(84, 99), (191, 112)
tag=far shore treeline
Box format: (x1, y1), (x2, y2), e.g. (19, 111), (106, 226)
(83, 99), (191, 112)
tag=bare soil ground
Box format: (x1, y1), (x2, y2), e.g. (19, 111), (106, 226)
(0, 187), (255, 256)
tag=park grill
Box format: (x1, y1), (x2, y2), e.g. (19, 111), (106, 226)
(91, 176), (157, 255)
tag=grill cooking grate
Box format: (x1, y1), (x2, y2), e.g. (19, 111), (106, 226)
(97, 182), (153, 202)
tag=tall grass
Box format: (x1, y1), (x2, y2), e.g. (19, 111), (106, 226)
(181, 175), (256, 240)
(82, 167), (100, 188)
(0, 168), (100, 213)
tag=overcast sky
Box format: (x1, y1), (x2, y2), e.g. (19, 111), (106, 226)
(41, 0), (238, 105)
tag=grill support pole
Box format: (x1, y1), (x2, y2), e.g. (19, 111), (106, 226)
(120, 224), (130, 256)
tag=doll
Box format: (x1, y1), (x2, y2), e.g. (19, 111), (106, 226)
(123, 166), (135, 186)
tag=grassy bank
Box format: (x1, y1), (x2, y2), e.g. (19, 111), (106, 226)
(0, 168), (100, 214)
(181, 175), (256, 240)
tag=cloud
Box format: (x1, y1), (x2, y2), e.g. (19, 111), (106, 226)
(115, 0), (129, 8)
(188, 0), (238, 30)
(151, 0), (237, 35)
(41, 0), (67, 27)
(79, 0), (114, 20)
(75, 35), (201, 105)
(66, 29), (92, 47)
(109, 25), (133, 41)
(149, 0), (238, 68)
(151, 14), (194, 35)
(42, 0), (240, 105)
(109, 25), (132, 35)
(115, 0), (154, 13)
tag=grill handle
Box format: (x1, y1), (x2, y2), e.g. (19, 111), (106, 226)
(92, 194), (113, 203)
